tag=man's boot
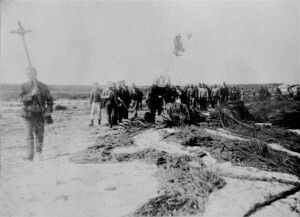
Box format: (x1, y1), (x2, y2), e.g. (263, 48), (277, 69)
(98, 119), (101, 125)
(89, 120), (94, 126)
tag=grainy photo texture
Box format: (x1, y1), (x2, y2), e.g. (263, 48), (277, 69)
(1, 1), (300, 217)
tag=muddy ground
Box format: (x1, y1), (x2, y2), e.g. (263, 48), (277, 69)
(1, 100), (300, 217)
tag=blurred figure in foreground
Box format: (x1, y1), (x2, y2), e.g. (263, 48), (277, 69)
(19, 67), (53, 161)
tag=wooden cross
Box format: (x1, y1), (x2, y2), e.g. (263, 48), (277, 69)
(11, 21), (33, 67)
(11, 21), (46, 118)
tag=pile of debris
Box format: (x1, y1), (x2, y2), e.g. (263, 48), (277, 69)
(163, 128), (300, 178)
(118, 102), (207, 132)
(133, 154), (225, 216)
(246, 100), (300, 129)
(156, 102), (206, 127)
(218, 101), (254, 128)
(69, 132), (134, 164)
(119, 117), (152, 135)
(70, 132), (226, 216)
(217, 100), (300, 129)
(269, 107), (300, 129)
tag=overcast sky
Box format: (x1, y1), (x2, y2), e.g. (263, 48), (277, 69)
(1, 0), (299, 85)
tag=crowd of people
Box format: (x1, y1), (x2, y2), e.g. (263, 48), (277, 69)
(89, 80), (143, 127)
(89, 78), (300, 126)
(18, 67), (298, 161)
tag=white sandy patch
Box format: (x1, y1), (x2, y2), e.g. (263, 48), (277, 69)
(199, 153), (300, 217)
(201, 152), (299, 183)
(268, 143), (300, 158)
(115, 129), (299, 217)
(1, 104), (159, 217)
(1, 158), (158, 217)
(2, 101), (299, 217)
(201, 111), (211, 116)
(255, 123), (272, 126)
(113, 129), (190, 155)
(201, 178), (293, 217)
(205, 128), (247, 141)
(252, 191), (300, 217)
(289, 129), (300, 136)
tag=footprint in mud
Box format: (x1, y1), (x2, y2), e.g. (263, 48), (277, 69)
(53, 195), (69, 202)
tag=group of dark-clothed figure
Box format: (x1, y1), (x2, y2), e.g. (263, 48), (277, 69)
(146, 81), (234, 122)
(90, 80), (143, 127)
(18, 67), (283, 162)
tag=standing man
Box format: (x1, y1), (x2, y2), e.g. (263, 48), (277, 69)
(175, 85), (188, 105)
(205, 84), (211, 109)
(148, 79), (163, 122)
(116, 80), (131, 122)
(211, 84), (219, 108)
(163, 83), (176, 105)
(240, 88), (245, 100)
(287, 85), (294, 100)
(131, 83), (143, 117)
(251, 88), (256, 97)
(120, 80), (131, 120)
(274, 86), (282, 95)
(199, 84), (209, 110)
(187, 84), (194, 108)
(219, 82), (229, 104)
(115, 81), (123, 122)
(102, 82), (117, 127)
(231, 87), (238, 101)
(19, 67), (53, 161)
(89, 82), (102, 126)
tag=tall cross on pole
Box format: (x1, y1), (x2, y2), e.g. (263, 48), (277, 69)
(10, 21), (47, 119)
(11, 21), (33, 67)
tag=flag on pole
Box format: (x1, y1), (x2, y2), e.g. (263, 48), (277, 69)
(173, 34), (185, 56)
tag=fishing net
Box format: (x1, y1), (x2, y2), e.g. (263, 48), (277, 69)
(119, 116), (152, 135)
(218, 101), (254, 128)
(69, 132), (134, 163)
(155, 102), (206, 128)
(70, 131), (226, 216)
(246, 100), (300, 126)
(163, 128), (300, 178)
(131, 153), (225, 216)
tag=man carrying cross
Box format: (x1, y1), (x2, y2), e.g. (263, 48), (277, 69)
(12, 21), (53, 160)
(19, 67), (53, 160)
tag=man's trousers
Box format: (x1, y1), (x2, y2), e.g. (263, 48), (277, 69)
(106, 103), (117, 126)
(90, 102), (102, 121)
(24, 114), (45, 159)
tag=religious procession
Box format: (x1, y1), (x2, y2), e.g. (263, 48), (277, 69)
(88, 76), (300, 129)
(2, 9), (300, 217)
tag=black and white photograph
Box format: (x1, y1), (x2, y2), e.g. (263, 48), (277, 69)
(1, 0), (300, 217)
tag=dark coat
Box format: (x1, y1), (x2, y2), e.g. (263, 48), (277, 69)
(19, 80), (53, 118)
